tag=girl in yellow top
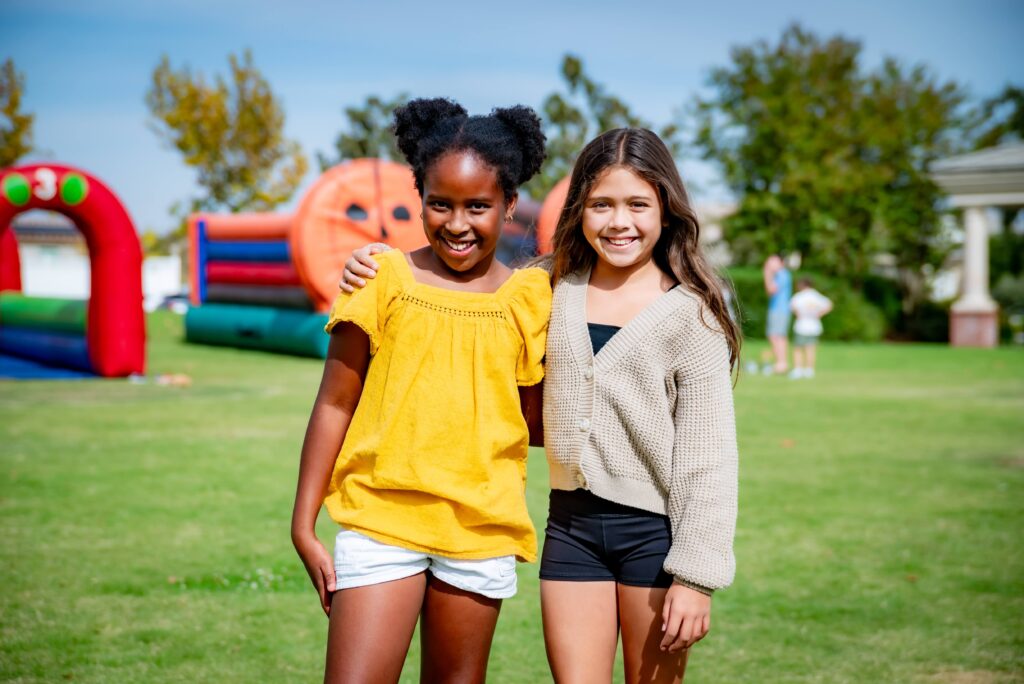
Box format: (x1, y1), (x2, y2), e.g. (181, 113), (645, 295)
(290, 97), (550, 684)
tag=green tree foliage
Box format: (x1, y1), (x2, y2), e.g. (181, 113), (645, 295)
(317, 94), (408, 171)
(975, 85), (1024, 149)
(146, 50), (308, 232)
(0, 58), (34, 167)
(526, 55), (681, 198)
(694, 24), (968, 306)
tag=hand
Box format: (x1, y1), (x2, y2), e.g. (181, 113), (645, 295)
(660, 583), (712, 653)
(338, 243), (390, 293)
(293, 532), (337, 616)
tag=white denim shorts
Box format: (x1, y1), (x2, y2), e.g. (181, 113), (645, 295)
(333, 528), (518, 599)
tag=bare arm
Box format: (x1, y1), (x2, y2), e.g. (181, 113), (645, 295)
(290, 324), (370, 615)
(519, 381), (544, 447)
(763, 262), (777, 295)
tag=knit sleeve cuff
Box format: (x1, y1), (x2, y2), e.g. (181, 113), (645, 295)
(672, 576), (715, 596)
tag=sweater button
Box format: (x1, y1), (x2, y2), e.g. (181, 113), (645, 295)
(584, 366), (593, 380)
(578, 418), (590, 431)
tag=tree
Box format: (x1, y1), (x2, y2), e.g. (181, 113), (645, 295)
(526, 55), (681, 198)
(694, 24), (968, 307)
(974, 85), (1024, 149)
(317, 94), (408, 171)
(0, 58), (34, 167)
(146, 50), (308, 237)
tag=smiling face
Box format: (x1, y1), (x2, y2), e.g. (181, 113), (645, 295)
(581, 165), (663, 276)
(421, 150), (513, 277)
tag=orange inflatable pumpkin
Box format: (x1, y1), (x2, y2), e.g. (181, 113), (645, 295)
(291, 159), (426, 311)
(535, 176), (570, 255)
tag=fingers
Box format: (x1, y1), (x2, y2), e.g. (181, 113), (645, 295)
(318, 562), (336, 616)
(347, 258), (378, 279)
(660, 601), (711, 652)
(668, 616), (695, 652)
(660, 599), (683, 651)
(691, 613), (710, 645)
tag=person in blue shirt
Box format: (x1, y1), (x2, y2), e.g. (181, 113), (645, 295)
(763, 254), (792, 374)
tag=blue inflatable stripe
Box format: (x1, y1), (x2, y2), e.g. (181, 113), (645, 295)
(0, 326), (93, 372)
(205, 240), (290, 262)
(0, 353), (94, 379)
(197, 219), (208, 303)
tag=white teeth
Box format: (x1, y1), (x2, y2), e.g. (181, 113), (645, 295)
(606, 237), (636, 246)
(443, 237), (474, 253)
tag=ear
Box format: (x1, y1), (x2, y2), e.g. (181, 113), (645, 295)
(505, 192), (519, 219)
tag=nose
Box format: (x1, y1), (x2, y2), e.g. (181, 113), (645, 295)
(608, 204), (630, 230)
(446, 210), (472, 235)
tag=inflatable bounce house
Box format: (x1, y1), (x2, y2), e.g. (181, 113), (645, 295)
(185, 159), (428, 357)
(0, 164), (145, 379)
(535, 176), (569, 255)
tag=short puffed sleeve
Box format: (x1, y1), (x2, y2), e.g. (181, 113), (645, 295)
(324, 251), (402, 355)
(505, 267), (553, 386)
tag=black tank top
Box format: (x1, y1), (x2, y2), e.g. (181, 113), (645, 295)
(588, 322), (621, 356)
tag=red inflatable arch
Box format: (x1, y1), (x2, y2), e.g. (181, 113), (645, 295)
(0, 226), (20, 292)
(0, 164), (145, 376)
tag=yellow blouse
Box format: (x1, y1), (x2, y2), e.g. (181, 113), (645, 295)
(323, 250), (551, 562)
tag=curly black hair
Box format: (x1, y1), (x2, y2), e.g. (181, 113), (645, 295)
(393, 97), (546, 201)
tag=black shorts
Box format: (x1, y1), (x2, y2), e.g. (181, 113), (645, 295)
(539, 489), (674, 588)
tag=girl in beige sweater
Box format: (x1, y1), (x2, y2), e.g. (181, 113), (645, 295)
(537, 128), (740, 684)
(340, 128), (740, 684)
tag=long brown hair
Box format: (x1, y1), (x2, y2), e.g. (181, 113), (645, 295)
(549, 128), (741, 369)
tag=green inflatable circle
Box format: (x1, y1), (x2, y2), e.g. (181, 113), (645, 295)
(2, 173), (31, 206)
(60, 173), (89, 205)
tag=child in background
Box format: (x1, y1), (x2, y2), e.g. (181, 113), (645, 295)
(789, 277), (833, 379)
(291, 97), (549, 684)
(342, 127), (740, 683)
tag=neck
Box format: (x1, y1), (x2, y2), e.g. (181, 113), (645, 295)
(431, 248), (497, 282)
(590, 257), (670, 292)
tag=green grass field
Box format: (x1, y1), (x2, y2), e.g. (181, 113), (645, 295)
(2, 312), (1022, 683)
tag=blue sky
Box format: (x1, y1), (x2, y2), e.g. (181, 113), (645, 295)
(2, 0), (1022, 234)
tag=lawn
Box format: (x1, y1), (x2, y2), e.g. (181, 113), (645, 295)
(1, 311), (1022, 683)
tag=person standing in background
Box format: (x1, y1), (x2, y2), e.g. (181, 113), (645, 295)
(763, 254), (792, 374)
(789, 277), (833, 379)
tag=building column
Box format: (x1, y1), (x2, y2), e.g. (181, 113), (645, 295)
(951, 205), (999, 347)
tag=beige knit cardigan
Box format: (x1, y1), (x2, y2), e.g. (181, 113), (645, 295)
(542, 268), (738, 594)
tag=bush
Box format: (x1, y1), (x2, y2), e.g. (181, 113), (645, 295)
(725, 267), (886, 342)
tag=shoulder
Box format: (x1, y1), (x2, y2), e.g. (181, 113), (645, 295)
(504, 266), (553, 298)
(375, 249), (408, 274)
(667, 287), (730, 370)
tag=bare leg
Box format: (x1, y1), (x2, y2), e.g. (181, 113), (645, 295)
(419, 575), (502, 684)
(806, 343), (817, 372)
(618, 585), (689, 684)
(768, 335), (789, 373)
(792, 346), (805, 371)
(325, 573), (426, 684)
(541, 580), (619, 684)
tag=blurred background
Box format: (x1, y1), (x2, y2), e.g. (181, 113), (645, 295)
(1, 2), (1022, 682)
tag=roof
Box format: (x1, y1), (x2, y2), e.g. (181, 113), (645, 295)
(930, 143), (1024, 204)
(931, 143), (1024, 174)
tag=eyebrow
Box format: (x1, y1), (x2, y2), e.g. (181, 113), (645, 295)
(587, 194), (656, 202)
